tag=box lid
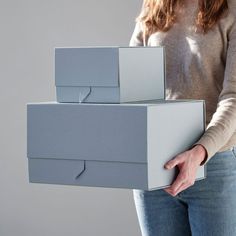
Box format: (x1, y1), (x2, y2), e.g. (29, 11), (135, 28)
(27, 103), (148, 163)
(55, 47), (119, 87)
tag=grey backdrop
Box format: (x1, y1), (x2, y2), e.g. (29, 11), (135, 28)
(0, 1), (143, 235)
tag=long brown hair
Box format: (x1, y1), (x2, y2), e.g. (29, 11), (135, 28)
(137, 0), (228, 37)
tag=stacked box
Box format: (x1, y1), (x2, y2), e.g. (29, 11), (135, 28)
(55, 47), (165, 103)
(27, 47), (206, 190)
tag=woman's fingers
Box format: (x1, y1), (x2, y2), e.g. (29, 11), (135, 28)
(169, 183), (192, 197)
(165, 175), (195, 196)
(164, 181), (186, 196)
(164, 155), (184, 169)
(164, 150), (197, 196)
(165, 171), (188, 196)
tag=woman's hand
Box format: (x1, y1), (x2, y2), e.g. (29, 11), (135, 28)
(164, 144), (207, 197)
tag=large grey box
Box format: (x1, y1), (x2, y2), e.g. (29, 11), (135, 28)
(55, 47), (165, 103)
(27, 100), (206, 190)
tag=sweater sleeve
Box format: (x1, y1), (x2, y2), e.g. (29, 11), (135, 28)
(192, 20), (236, 165)
(129, 21), (144, 46)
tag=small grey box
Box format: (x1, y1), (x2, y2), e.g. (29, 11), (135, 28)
(27, 100), (206, 190)
(55, 47), (165, 103)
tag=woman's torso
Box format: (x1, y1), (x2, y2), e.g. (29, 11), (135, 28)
(147, 1), (234, 125)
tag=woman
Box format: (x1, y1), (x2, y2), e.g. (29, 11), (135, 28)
(129, 0), (236, 235)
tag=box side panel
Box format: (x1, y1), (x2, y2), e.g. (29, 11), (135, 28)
(147, 102), (205, 190)
(27, 103), (148, 163)
(28, 158), (148, 190)
(55, 48), (119, 87)
(56, 86), (120, 103)
(119, 47), (165, 102)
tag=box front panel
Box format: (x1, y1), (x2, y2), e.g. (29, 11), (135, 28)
(55, 48), (119, 87)
(27, 103), (147, 163)
(28, 158), (148, 190)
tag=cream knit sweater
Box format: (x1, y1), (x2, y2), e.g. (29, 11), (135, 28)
(129, 0), (236, 165)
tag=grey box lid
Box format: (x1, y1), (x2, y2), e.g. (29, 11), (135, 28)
(55, 47), (119, 87)
(27, 100), (205, 164)
(27, 102), (148, 162)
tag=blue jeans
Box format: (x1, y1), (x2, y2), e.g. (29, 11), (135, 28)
(133, 146), (236, 236)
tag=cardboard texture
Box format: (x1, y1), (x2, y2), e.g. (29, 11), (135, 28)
(55, 47), (165, 103)
(27, 100), (206, 190)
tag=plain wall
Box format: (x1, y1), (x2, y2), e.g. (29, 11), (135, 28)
(0, 1), (143, 235)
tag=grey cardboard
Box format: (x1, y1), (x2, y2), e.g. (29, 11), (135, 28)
(55, 47), (165, 103)
(28, 159), (148, 190)
(27, 100), (206, 190)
